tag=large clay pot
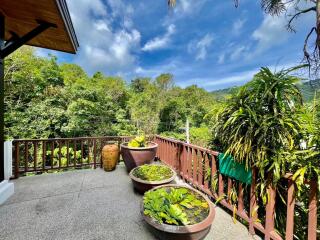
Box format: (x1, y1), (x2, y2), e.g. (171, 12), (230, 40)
(141, 184), (215, 240)
(129, 165), (176, 193)
(102, 144), (120, 171)
(120, 142), (158, 172)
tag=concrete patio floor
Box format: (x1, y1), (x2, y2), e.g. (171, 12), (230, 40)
(0, 163), (260, 240)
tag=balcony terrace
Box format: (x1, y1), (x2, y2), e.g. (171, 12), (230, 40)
(0, 164), (257, 240)
(0, 135), (318, 240)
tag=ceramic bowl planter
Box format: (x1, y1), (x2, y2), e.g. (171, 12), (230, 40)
(129, 164), (176, 193)
(141, 184), (215, 240)
(120, 142), (158, 172)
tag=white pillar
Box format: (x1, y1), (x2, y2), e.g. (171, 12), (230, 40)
(0, 141), (14, 205)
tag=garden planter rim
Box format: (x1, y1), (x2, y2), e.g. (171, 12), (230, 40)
(121, 141), (158, 151)
(129, 164), (176, 185)
(141, 184), (215, 234)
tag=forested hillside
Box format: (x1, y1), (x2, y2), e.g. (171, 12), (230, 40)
(5, 47), (319, 149)
(211, 79), (320, 102)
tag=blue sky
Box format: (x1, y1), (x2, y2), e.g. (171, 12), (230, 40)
(38, 0), (314, 90)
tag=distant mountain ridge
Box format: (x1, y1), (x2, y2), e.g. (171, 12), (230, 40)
(211, 79), (320, 102)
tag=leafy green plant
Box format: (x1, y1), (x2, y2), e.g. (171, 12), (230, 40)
(214, 66), (304, 198)
(143, 187), (209, 226)
(128, 135), (147, 147)
(132, 165), (173, 181)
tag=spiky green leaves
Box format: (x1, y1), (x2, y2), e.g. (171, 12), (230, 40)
(143, 187), (209, 226)
(214, 67), (304, 183)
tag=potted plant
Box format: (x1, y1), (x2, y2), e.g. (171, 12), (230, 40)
(141, 184), (215, 240)
(121, 136), (158, 172)
(129, 164), (176, 193)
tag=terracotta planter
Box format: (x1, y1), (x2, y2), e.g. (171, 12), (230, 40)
(102, 144), (120, 171)
(141, 184), (215, 240)
(120, 142), (158, 172)
(129, 165), (176, 193)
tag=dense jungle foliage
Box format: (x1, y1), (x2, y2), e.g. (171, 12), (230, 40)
(4, 47), (222, 147)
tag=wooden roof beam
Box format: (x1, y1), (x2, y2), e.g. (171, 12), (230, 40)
(0, 17), (57, 58)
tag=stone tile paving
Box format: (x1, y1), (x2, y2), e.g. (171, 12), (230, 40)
(0, 164), (261, 240)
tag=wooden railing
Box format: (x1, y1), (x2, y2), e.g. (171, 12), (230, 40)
(154, 135), (318, 240)
(12, 136), (132, 178)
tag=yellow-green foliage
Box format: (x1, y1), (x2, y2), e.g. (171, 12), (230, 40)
(132, 165), (173, 181)
(128, 135), (146, 147)
(143, 187), (209, 226)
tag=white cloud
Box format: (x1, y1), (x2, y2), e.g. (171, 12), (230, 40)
(230, 45), (249, 60)
(218, 53), (225, 64)
(66, 0), (140, 74)
(251, 1), (314, 55)
(232, 18), (246, 35)
(188, 34), (214, 60)
(142, 24), (176, 52)
(252, 15), (289, 54)
(173, 0), (207, 15)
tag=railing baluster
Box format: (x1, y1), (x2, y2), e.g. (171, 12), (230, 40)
(198, 150), (204, 188)
(33, 141), (37, 172)
(42, 141), (46, 171)
(285, 179), (295, 240)
(180, 144), (186, 179)
(265, 184), (276, 240)
(66, 140), (69, 167)
(14, 141), (20, 178)
(93, 139), (97, 169)
(192, 149), (198, 185)
(218, 173), (224, 198)
(58, 140), (62, 168)
(249, 170), (257, 235)
(188, 147), (193, 182)
(100, 139), (103, 167)
(211, 155), (218, 198)
(51, 141), (54, 169)
(238, 183), (244, 213)
(227, 178), (233, 204)
(73, 139), (77, 167)
(81, 140), (84, 167)
(24, 141), (28, 174)
(307, 180), (317, 240)
(203, 153), (210, 191)
(87, 139), (91, 165)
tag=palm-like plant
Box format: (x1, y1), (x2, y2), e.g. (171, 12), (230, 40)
(214, 67), (303, 189)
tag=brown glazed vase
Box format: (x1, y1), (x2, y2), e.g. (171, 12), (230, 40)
(102, 144), (120, 171)
(141, 184), (215, 240)
(120, 142), (158, 172)
(129, 165), (176, 193)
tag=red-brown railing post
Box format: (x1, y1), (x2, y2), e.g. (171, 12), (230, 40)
(14, 141), (19, 178)
(58, 140), (62, 168)
(249, 169), (257, 235)
(265, 184), (276, 240)
(24, 141), (28, 174)
(308, 180), (317, 240)
(42, 141), (46, 171)
(50, 141), (54, 169)
(93, 139), (97, 169)
(238, 183), (244, 213)
(285, 179), (295, 240)
(33, 141), (37, 172)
